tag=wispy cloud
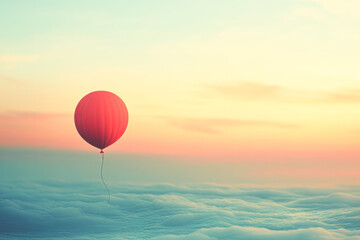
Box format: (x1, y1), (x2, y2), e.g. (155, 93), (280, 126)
(134, 104), (163, 110)
(0, 75), (28, 86)
(163, 116), (300, 134)
(307, 0), (360, 15)
(325, 88), (360, 103)
(0, 110), (70, 120)
(281, 6), (325, 21)
(202, 82), (311, 102)
(204, 82), (360, 104)
(0, 54), (40, 63)
(0, 111), (74, 150)
(205, 82), (284, 100)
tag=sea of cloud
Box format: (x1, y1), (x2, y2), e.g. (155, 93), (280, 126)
(1, 181), (360, 239)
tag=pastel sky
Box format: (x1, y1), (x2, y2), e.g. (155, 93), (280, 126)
(1, 0), (360, 184)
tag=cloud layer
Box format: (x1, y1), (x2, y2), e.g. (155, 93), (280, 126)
(1, 181), (359, 239)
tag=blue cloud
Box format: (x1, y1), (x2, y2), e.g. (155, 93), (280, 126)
(0, 181), (359, 239)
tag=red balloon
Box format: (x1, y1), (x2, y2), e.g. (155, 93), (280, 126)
(74, 91), (128, 152)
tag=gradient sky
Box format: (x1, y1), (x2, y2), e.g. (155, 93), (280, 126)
(0, 0), (360, 184)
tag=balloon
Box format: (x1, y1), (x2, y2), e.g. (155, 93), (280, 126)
(74, 91), (128, 152)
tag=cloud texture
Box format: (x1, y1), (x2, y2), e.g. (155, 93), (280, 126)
(1, 181), (359, 239)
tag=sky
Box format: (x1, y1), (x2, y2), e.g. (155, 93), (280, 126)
(1, 1), (360, 239)
(0, 1), (360, 174)
(1, 0), (360, 160)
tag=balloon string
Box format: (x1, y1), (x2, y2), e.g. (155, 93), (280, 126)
(100, 152), (111, 203)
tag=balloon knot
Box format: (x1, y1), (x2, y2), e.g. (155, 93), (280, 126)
(100, 150), (104, 153)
